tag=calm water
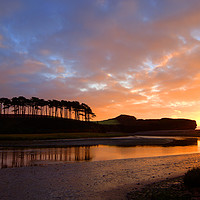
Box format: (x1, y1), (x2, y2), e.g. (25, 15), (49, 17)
(1, 137), (200, 169)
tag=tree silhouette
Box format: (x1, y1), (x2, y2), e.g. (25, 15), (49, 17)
(18, 96), (27, 116)
(11, 97), (19, 116)
(0, 96), (96, 121)
(1, 98), (11, 115)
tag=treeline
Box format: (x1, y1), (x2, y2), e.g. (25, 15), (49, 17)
(0, 96), (96, 121)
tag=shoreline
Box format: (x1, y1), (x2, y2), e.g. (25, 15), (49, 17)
(0, 129), (199, 141)
(0, 131), (200, 199)
(0, 136), (174, 147)
(1, 153), (200, 199)
(0, 130), (198, 148)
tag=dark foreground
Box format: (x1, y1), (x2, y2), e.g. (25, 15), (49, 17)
(127, 176), (199, 200)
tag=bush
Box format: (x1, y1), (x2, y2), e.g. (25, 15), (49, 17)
(184, 167), (200, 188)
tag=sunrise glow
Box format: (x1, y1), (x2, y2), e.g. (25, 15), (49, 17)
(1, 1), (200, 125)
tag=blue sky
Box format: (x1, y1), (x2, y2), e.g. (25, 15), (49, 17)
(1, 0), (200, 123)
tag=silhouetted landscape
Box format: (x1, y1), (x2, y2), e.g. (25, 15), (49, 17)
(99, 114), (197, 133)
(0, 96), (95, 121)
(0, 98), (199, 200)
(0, 96), (199, 199)
(0, 115), (101, 134)
(0, 114), (197, 137)
(0, 96), (197, 136)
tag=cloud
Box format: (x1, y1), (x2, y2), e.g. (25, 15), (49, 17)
(1, 0), (200, 124)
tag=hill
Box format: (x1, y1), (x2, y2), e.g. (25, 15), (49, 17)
(99, 115), (197, 132)
(0, 114), (197, 135)
(98, 114), (136, 125)
(0, 115), (102, 134)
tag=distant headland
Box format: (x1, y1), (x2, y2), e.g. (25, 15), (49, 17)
(98, 114), (197, 134)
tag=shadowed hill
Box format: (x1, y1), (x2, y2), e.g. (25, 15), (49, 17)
(115, 114), (137, 125)
(99, 115), (197, 132)
(99, 114), (136, 125)
(0, 115), (102, 134)
(0, 114), (197, 135)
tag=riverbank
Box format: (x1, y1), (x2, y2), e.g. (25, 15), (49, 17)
(0, 131), (127, 141)
(0, 129), (199, 143)
(0, 153), (200, 200)
(0, 134), (198, 148)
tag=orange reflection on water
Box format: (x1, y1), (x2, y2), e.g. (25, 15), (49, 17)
(1, 138), (200, 169)
(92, 144), (200, 161)
(0, 146), (92, 169)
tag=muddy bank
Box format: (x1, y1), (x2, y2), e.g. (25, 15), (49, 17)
(0, 135), (197, 148)
(1, 153), (200, 199)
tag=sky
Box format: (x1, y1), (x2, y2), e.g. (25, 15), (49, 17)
(1, 0), (200, 125)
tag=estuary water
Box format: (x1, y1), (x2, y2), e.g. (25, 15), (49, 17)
(1, 136), (200, 168)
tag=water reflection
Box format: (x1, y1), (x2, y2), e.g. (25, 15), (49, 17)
(0, 146), (92, 169)
(1, 137), (200, 169)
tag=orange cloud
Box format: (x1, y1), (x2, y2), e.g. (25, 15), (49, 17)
(1, 0), (200, 126)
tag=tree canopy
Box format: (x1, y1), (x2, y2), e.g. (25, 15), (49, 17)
(0, 96), (96, 121)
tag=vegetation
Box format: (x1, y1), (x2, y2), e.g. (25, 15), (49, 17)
(184, 167), (200, 188)
(98, 114), (136, 125)
(0, 96), (95, 121)
(97, 119), (120, 125)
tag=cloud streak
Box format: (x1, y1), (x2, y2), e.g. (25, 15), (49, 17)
(1, 0), (200, 125)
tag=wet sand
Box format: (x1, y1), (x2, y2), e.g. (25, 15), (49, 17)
(1, 153), (200, 200)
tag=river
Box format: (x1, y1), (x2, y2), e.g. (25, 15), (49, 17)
(1, 136), (200, 168)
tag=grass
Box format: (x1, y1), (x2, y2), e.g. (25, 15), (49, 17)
(0, 132), (127, 140)
(97, 119), (120, 125)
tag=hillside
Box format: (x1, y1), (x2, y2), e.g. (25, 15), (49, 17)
(0, 115), (102, 134)
(99, 114), (136, 125)
(99, 115), (197, 132)
(0, 114), (197, 135)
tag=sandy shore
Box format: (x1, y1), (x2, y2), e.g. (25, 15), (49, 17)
(1, 153), (200, 200)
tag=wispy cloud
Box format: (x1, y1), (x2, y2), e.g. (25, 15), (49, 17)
(1, 0), (200, 124)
